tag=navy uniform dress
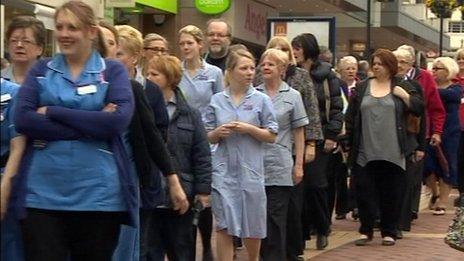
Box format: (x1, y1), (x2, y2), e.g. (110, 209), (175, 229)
(205, 86), (278, 238)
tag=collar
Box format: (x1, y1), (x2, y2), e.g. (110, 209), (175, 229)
(167, 93), (177, 105)
(47, 50), (106, 75)
(255, 81), (290, 93)
(181, 58), (206, 71)
(223, 85), (256, 98)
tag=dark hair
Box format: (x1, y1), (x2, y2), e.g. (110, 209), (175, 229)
(371, 48), (398, 77)
(6, 15), (46, 49)
(55, 1), (107, 57)
(99, 20), (119, 45)
(291, 33), (320, 62)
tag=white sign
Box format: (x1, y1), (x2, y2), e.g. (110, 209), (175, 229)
(105, 0), (135, 8)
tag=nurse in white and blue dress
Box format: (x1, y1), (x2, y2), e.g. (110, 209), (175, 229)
(204, 50), (278, 261)
(1, 78), (26, 261)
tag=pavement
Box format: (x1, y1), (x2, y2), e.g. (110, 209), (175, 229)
(195, 187), (463, 260)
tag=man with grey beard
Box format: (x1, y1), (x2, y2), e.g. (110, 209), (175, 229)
(205, 18), (232, 72)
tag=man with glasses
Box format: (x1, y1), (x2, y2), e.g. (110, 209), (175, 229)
(205, 18), (232, 72)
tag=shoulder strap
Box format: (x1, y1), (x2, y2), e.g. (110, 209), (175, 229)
(323, 79), (331, 123)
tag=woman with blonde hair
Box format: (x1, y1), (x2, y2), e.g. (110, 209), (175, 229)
(254, 35), (322, 259)
(115, 25), (145, 84)
(205, 49), (278, 261)
(424, 57), (462, 215)
(178, 25), (224, 119)
(256, 48), (308, 261)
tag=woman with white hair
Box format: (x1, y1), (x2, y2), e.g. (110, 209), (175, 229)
(424, 57), (463, 215)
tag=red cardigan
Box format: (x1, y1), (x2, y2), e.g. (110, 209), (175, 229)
(414, 68), (446, 137)
(452, 75), (464, 130)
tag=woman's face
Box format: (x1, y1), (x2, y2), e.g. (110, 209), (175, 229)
(292, 46), (305, 65)
(229, 57), (255, 87)
(8, 27), (43, 64)
(55, 11), (96, 58)
(371, 56), (390, 78)
(115, 43), (137, 74)
(144, 39), (168, 61)
(273, 44), (291, 62)
(100, 26), (118, 59)
(432, 61), (449, 83)
(260, 56), (284, 81)
(339, 63), (358, 82)
(456, 54), (464, 73)
(179, 33), (202, 61)
(146, 67), (169, 90)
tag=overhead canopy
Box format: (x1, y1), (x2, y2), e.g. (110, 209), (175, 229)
(136, 0), (177, 14)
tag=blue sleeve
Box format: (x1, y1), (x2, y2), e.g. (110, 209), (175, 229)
(14, 61), (83, 141)
(260, 94), (279, 134)
(213, 68), (224, 94)
(46, 62), (134, 139)
(204, 95), (218, 132)
(439, 85), (462, 104)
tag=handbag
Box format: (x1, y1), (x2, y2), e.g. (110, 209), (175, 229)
(435, 145), (450, 177)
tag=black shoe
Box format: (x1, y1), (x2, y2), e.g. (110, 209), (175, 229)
(316, 234), (328, 250)
(355, 234), (372, 246)
(335, 213), (346, 220)
(411, 211), (418, 220)
(203, 249), (213, 261)
(396, 230), (403, 240)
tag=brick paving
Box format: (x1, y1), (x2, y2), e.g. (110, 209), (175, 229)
(195, 190), (462, 260)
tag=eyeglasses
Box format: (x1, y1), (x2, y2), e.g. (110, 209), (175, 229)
(9, 38), (36, 46)
(144, 47), (168, 54)
(432, 67), (446, 71)
(206, 32), (230, 38)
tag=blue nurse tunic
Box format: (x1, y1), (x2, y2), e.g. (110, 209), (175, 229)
(204, 86), (278, 238)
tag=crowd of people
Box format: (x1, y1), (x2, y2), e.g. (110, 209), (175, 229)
(1, 1), (463, 260)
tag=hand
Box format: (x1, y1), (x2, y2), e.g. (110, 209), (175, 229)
(102, 103), (118, 113)
(0, 177), (12, 220)
(167, 175), (189, 214)
(414, 150), (425, 163)
(36, 106), (47, 115)
(196, 194), (210, 208)
(304, 145), (316, 163)
(214, 123), (236, 139)
(292, 165), (304, 185)
(229, 121), (252, 134)
(323, 139), (337, 153)
(430, 133), (441, 146)
(392, 86), (409, 99)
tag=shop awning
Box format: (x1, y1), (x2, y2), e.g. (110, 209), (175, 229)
(136, 0), (177, 14)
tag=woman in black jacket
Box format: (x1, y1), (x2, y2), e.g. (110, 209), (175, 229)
(344, 49), (423, 246)
(145, 54), (212, 260)
(291, 33), (343, 250)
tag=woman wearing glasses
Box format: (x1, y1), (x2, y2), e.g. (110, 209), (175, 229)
(424, 57), (462, 216)
(2, 16), (45, 85)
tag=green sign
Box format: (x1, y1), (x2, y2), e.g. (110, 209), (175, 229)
(195, 0), (231, 15)
(136, 0), (177, 14)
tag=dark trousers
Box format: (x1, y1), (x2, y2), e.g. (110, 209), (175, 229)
(354, 161), (405, 239)
(327, 152), (349, 219)
(21, 208), (123, 261)
(197, 207), (213, 255)
(411, 159), (425, 214)
(140, 208), (195, 261)
(286, 183), (305, 261)
(399, 158), (423, 231)
(458, 131), (464, 194)
(302, 186), (330, 238)
(261, 186), (292, 261)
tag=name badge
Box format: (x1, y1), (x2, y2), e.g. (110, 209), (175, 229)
(77, 85), (97, 95)
(1, 93), (12, 103)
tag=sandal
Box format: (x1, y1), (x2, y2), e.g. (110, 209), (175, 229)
(382, 236), (396, 246)
(433, 207), (446, 215)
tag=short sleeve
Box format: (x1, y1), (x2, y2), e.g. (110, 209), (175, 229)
(290, 90), (309, 129)
(204, 95), (218, 132)
(259, 94), (278, 134)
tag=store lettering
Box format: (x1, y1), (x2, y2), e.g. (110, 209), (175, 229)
(244, 4), (267, 40)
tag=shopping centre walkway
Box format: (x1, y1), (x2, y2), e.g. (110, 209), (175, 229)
(196, 189), (462, 260)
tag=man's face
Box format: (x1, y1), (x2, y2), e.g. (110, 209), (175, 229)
(206, 21), (231, 55)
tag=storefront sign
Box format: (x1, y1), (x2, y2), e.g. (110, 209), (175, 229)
(106, 0), (135, 8)
(195, 0), (231, 15)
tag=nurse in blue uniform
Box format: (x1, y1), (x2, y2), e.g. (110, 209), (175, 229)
(178, 24), (224, 120)
(1, 78), (26, 261)
(205, 49), (278, 261)
(13, 1), (134, 260)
